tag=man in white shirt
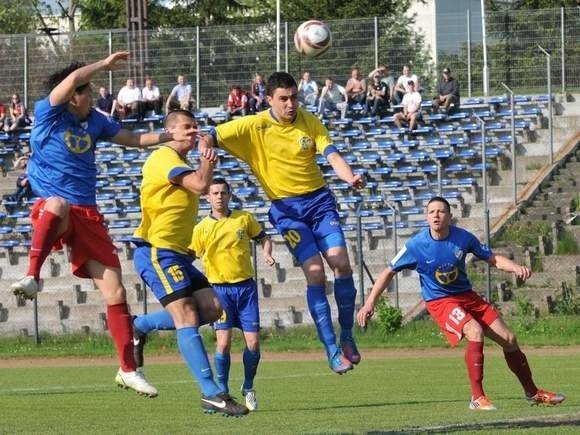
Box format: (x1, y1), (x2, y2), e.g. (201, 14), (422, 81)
(141, 77), (162, 116)
(394, 81), (422, 131)
(112, 78), (142, 119)
(165, 74), (195, 113)
(394, 65), (420, 104)
(318, 77), (348, 119)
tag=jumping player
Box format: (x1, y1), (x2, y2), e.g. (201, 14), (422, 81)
(357, 196), (566, 410)
(9, 52), (197, 397)
(199, 72), (365, 374)
(133, 177), (275, 411)
(131, 111), (248, 417)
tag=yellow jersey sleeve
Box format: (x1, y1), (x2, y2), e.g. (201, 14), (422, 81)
(216, 109), (332, 200)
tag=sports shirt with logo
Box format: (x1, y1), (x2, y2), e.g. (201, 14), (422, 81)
(27, 97), (121, 205)
(390, 226), (493, 301)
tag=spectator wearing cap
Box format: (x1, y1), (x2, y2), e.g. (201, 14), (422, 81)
(393, 80), (422, 131)
(367, 65), (396, 108)
(366, 74), (388, 116)
(433, 67), (460, 114)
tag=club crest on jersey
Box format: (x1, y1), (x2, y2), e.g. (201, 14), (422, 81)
(455, 249), (464, 260)
(65, 129), (92, 154)
(435, 263), (459, 285)
(236, 229), (245, 240)
(299, 136), (314, 151)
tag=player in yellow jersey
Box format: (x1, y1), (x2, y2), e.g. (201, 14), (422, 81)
(200, 72), (365, 374)
(133, 178), (275, 411)
(131, 110), (248, 417)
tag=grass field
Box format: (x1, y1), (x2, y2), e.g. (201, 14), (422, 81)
(1, 348), (578, 434)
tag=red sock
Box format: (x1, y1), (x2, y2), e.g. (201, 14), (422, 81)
(465, 341), (485, 398)
(107, 303), (136, 372)
(28, 210), (62, 280)
(504, 349), (538, 396)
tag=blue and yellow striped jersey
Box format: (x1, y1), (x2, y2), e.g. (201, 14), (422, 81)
(216, 108), (333, 200)
(133, 146), (198, 254)
(190, 210), (263, 283)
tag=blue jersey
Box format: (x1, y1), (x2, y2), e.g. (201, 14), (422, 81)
(390, 226), (493, 301)
(27, 97), (121, 205)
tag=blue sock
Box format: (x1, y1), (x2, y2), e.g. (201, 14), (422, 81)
(334, 275), (357, 342)
(214, 351), (231, 393)
(306, 284), (338, 359)
(133, 309), (175, 334)
(176, 327), (221, 397)
(242, 347), (261, 391)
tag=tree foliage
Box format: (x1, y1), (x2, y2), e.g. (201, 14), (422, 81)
(0, 1), (40, 35)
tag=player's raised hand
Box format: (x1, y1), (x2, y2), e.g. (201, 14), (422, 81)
(356, 304), (374, 328)
(103, 51), (129, 70)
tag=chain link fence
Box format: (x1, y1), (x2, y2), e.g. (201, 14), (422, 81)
(0, 8), (577, 110)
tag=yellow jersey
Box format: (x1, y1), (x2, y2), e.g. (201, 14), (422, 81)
(190, 210), (263, 283)
(216, 108), (332, 200)
(133, 146), (199, 254)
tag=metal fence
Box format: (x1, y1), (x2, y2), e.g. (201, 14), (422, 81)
(0, 7), (578, 111)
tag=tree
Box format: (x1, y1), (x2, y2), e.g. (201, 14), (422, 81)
(0, 1), (40, 35)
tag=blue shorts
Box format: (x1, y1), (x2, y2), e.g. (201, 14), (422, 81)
(213, 279), (259, 332)
(268, 187), (346, 265)
(133, 245), (210, 307)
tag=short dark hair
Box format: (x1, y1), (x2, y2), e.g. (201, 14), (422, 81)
(44, 62), (88, 94)
(266, 72), (297, 97)
(427, 196), (451, 213)
(211, 177), (231, 194)
(164, 109), (195, 128)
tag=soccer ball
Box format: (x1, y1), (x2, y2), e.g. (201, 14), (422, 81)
(294, 20), (332, 58)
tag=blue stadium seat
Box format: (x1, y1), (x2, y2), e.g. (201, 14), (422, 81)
(351, 141), (371, 151)
(13, 224), (32, 234)
(383, 180), (402, 189)
(407, 179), (426, 188)
(357, 210), (374, 218)
(391, 193), (411, 202)
(457, 148), (478, 159)
(411, 126), (433, 135)
(449, 136), (467, 146)
(393, 165), (416, 175)
(245, 200), (265, 208)
(359, 152), (380, 163)
(469, 135), (492, 145)
(462, 123), (479, 132)
(399, 139), (419, 148)
(341, 128), (362, 138)
(445, 163), (469, 173)
(372, 167), (392, 176)
(496, 109), (513, 117)
(420, 163), (438, 174)
(356, 117), (375, 125)
(0, 239), (20, 248)
(108, 219), (131, 229)
(375, 139), (395, 150)
(124, 205), (141, 214)
(486, 121), (504, 130)
(515, 120), (530, 129)
(434, 149), (453, 159)
(518, 107), (542, 116)
(96, 193), (116, 201)
(428, 113), (447, 122)
(535, 94), (553, 102)
(378, 116), (396, 124)
(408, 150), (429, 161)
(116, 191), (139, 201)
(488, 96), (507, 105)
(383, 152), (405, 163)
(366, 127), (386, 136)
(376, 208), (394, 217)
(334, 118), (353, 127)
(426, 137), (444, 147)
(446, 112), (469, 121)
(389, 127), (407, 135)
(96, 140), (112, 149)
(236, 186), (257, 197)
(0, 225), (13, 234)
(400, 206), (423, 216)
(462, 97), (484, 106)
(100, 206), (122, 215)
(110, 179), (133, 188)
(514, 95), (531, 103)
(362, 222), (383, 231)
(485, 146), (504, 157)
(7, 210), (30, 219)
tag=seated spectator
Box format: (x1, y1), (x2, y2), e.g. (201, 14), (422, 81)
(369, 64), (396, 107)
(345, 68), (366, 106)
(393, 81), (422, 131)
(95, 86), (114, 117)
(165, 74), (195, 112)
(141, 77), (163, 116)
(112, 78), (142, 119)
(0, 101), (6, 132)
(394, 65), (420, 105)
(366, 74), (388, 116)
(432, 67), (460, 114)
(248, 73), (268, 114)
(318, 77), (348, 119)
(8, 94), (31, 132)
(12, 155), (32, 204)
(297, 71), (319, 107)
(226, 85), (248, 120)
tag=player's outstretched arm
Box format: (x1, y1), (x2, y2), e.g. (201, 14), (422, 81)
(326, 152), (366, 190)
(488, 254), (532, 281)
(50, 51), (129, 106)
(356, 266), (397, 327)
(178, 149), (217, 195)
(111, 127), (198, 149)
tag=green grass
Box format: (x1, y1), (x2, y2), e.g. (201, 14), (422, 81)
(3, 316), (580, 360)
(0, 351), (578, 434)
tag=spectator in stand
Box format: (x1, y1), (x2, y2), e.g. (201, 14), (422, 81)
(345, 68), (366, 106)
(368, 64), (396, 108)
(297, 71), (319, 107)
(11, 154), (32, 204)
(248, 73), (268, 114)
(318, 77), (348, 119)
(95, 86), (114, 117)
(365, 74), (388, 117)
(0, 101), (6, 132)
(394, 65), (420, 104)
(8, 93), (31, 132)
(165, 74), (194, 113)
(226, 85), (248, 121)
(141, 77), (163, 116)
(433, 67), (460, 114)
(393, 80), (422, 131)
(112, 78), (142, 120)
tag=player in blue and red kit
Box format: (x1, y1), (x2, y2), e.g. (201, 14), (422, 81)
(10, 52), (195, 397)
(199, 72), (365, 374)
(357, 196), (565, 410)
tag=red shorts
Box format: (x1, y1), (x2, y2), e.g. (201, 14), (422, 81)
(31, 199), (121, 278)
(425, 291), (499, 346)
